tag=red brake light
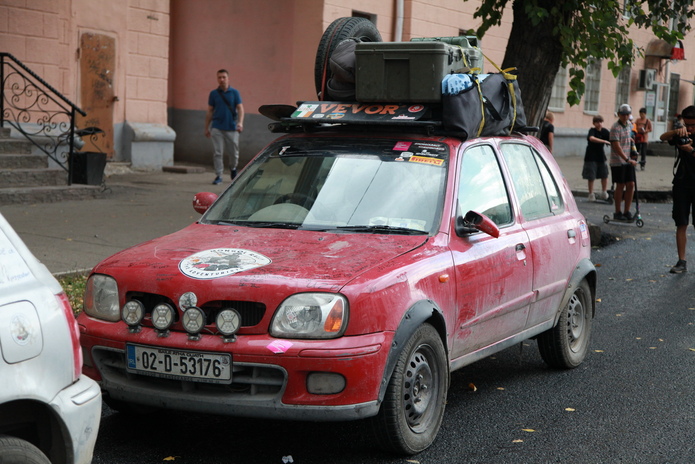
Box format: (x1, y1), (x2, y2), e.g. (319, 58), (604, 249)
(57, 292), (83, 382)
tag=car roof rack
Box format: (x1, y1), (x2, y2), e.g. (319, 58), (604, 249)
(260, 101), (538, 138)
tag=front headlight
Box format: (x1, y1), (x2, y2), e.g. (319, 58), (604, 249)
(270, 293), (348, 339)
(83, 274), (120, 322)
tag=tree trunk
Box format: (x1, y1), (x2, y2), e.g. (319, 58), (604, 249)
(501, 0), (565, 129)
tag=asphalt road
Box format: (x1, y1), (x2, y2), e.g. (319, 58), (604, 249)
(90, 198), (694, 464)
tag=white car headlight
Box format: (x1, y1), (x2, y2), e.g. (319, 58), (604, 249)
(270, 293), (348, 339)
(84, 274), (120, 322)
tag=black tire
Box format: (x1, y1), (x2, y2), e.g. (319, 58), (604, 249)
(0, 435), (51, 464)
(537, 279), (593, 369)
(314, 17), (381, 99)
(370, 324), (448, 455)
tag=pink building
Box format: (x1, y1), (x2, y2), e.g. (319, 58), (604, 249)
(2, 0), (694, 168)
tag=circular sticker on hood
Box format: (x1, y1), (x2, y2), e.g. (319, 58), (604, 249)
(179, 248), (271, 280)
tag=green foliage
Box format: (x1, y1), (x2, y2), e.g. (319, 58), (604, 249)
(58, 273), (88, 315)
(465, 0), (695, 105)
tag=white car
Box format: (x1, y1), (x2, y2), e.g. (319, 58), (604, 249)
(0, 213), (101, 464)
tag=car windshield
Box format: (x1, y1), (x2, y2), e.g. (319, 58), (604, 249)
(202, 137), (448, 234)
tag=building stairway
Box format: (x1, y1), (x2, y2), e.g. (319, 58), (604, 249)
(0, 127), (102, 205)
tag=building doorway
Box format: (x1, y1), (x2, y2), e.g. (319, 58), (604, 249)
(78, 32), (115, 158)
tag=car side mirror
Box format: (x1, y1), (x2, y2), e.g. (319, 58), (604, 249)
(192, 192), (218, 214)
(456, 210), (500, 238)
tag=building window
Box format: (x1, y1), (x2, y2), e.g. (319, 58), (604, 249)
(615, 66), (630, 111)
(623, 0), (635, 18)
(669, 73), (681, 122)
(548, 66), (567, 112)
(583, 58), (601, 113)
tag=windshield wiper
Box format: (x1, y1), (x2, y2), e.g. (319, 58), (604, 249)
(242, 221), (301, 229)
(335, 225), (425, 235)
(208, 220), (243, 226)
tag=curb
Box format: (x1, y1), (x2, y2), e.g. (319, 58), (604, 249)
(572, 189), (671, 203)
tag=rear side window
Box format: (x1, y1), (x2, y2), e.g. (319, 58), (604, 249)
(457, 144), (512, 226)
(500, 143), (564, 220)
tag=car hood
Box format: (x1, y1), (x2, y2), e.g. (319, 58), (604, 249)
(93, 223), (428, 290)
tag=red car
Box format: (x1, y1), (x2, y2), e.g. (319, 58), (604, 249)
(78, 102), (596, 455)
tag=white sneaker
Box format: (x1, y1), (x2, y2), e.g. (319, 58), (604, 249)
(600, 191), (609, 200)
(587, 193), (596, 202)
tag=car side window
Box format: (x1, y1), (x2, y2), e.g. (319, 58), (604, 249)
(458, 144), (512, 226)
(500, 143), (564, 220)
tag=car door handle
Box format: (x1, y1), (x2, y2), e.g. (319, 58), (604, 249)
(567, 229), (576, 239)
(515, 243), (525, 252)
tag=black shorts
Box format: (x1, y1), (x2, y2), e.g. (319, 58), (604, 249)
(582, 161), (609, 181)
(610, 164), (636, 184)
(672, 186), (695, 226)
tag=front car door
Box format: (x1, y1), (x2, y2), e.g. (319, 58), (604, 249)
(449, 143), (534, 360)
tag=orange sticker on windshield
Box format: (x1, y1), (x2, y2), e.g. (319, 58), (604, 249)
(409, 155), (444, 166)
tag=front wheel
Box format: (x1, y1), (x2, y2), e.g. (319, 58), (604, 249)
(537, 279), (593, 369)
(370, 324), (448, 455)
(0, 435), (51, 464)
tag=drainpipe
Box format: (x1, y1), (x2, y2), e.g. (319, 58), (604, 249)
(394, 0), (404, 42)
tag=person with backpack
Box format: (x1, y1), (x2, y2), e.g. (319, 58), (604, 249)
(634, 107), (653, 170)
(205, 69), (244, 184)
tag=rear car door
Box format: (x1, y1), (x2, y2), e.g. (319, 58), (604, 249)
(449, 143), (534, 359)
(499, 142), (585, 328)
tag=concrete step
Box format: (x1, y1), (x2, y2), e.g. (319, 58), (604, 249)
(0, 138), (32, 154)
(0, 168), (67, 188)
(0, 184), (103, 205)
(0, 154), (48, 169)
(648, 141), (678, 158)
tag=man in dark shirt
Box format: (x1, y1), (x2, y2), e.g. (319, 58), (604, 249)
(660, 105), (695, 273)
(205, 69), (244, 185)
(582, 115), (611, 202)
(539, 110), (555, 152)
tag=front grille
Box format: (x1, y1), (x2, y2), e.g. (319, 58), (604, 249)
(124, 291), (267, 332)
(93, 347), (286, 399)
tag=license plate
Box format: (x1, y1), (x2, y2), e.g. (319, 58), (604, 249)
(126, 344), (232, 384)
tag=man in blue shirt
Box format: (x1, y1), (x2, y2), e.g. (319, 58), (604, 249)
(205, 69), (244, 184)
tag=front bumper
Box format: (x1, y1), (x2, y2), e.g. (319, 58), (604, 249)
(80, 326), (390, 421)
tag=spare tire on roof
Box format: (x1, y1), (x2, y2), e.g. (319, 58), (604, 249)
(314, 17), (381, 100)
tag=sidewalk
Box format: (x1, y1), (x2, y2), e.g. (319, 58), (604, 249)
(1, 167), (229, 275)
(555, 153), (674, 199)
(0, 153), (676, 275)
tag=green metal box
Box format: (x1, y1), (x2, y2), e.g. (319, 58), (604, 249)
(355, 41), (473, 102)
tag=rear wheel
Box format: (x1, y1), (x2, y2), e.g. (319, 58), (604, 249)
(370, 324), (448, 455)
(538, 279), (593, 368)
(314, 17), (381, 99)
(0, 435), (51, 464)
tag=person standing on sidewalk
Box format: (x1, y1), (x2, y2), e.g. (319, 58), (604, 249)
(582, 115), (611, 202)
(659, 105), (695, 273)
(634, 107), (653, 170)
(205, 69), (244, 185)
(539, 111), (555, 153)
(609, 104), (638, 221)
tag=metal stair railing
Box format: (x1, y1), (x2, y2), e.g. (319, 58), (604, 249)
(1, 52), (96, 185)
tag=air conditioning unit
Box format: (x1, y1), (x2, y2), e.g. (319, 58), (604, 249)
(638, 69), (656, 91)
